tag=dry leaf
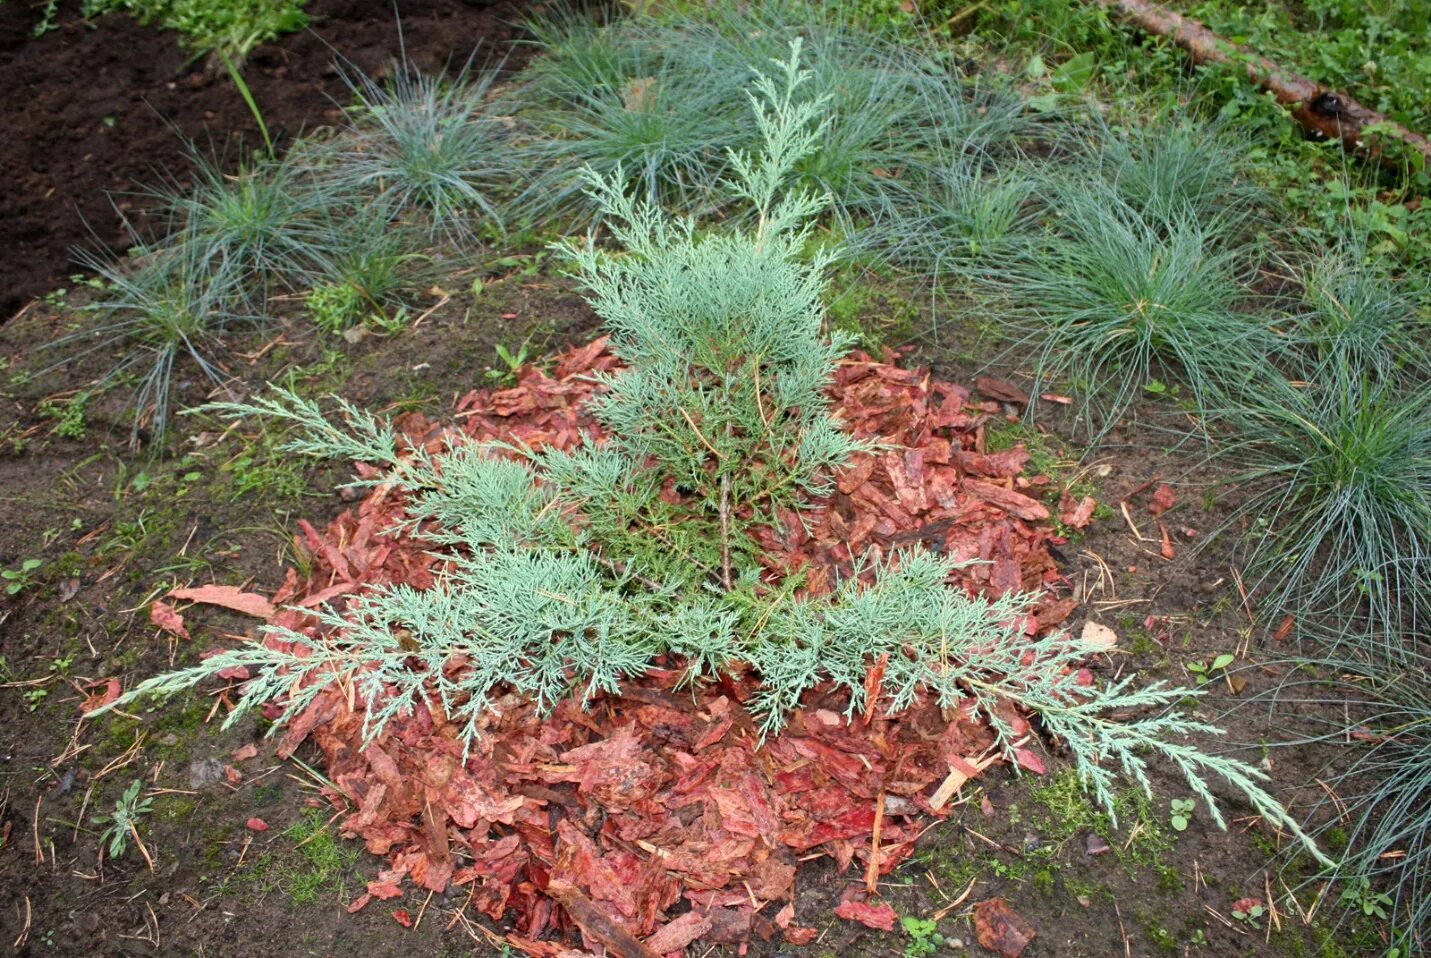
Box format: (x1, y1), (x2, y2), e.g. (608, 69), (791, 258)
(975, 376), (1028, 405)
(1148, 484), (1176, 516)
(149, 601), (190, 640)
(623, 76), (656, 112)
(973, 898), (1036, 957)
(167, 585), (275, 619)
(1058, 494), (1097, 530)
(833, 900), (896, 931)
(1079, 621), (1118, 651)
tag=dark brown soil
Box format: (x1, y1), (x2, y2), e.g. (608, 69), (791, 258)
(1, 0), (539, 319)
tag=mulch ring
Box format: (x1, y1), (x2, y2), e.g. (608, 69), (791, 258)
(193, 340), (1083, 955)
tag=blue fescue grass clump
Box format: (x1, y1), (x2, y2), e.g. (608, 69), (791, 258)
(1216, 228), (1430, 659)
(54, 144), (331, 441)
(1223, 353), (1430, 659)
(143, 146), (325, 312)
(327, 61), (517, 241)
(1274, 654), (1431, 949)
(509, 4), (1041, 255)
(62, 232), (256, 443)
(511, 11), (747, 221)
(1008, 180), (1266, 438)
(1285, 236), (1430, 382)
(1085, 116), (1261, 227)
(867, 156), (1038, 293)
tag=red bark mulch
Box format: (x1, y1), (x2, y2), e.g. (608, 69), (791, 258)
(199, 340), (1079, 955)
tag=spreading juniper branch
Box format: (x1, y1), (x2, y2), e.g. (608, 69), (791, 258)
(199, 389), (402, 475)
(974, 674), (1332, 865)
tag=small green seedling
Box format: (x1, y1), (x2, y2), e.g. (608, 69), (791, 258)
(1230, 899), (1265, 929)
(3, 559), (42, 596)
(370, 305), (410, 334)
(1339, 876), (1393, 920)
(900, 915), (942, 958)
(92, 780), (154, 862)
(1187, 652), (1235, 685)
(307, 282), (366, 333)
(38, 396), (86, 439)
(1169, 798), (1195, 832)
(484, 341), (532, 387)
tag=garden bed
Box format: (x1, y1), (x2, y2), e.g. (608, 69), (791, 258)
(1, 3), (1424, 956)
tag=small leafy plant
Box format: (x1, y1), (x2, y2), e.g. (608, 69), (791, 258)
(1230, 897), (1265, 929)
(900, 915), (942, 958)
(38, 396), (87, 440)
(1169, 797), (1195, 831)
(2, 559), (42, 597)
(92, 779), (154, 863)
(483, 341), (533, 387)
(81, 0), (308, 61)
(305, 282), (367, 334)
(1339, 876), (1394, 921)
(1187, 652), (1236, 686)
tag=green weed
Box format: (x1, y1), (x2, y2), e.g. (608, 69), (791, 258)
(92, 779), (154, 861)
(900, 915), (942, 958)
(2, 559), (42, 596)
(38, 395), (87, 440)
(81, 0), (307, 60)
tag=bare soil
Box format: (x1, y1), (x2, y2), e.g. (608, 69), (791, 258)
(0, 0), (537, 319)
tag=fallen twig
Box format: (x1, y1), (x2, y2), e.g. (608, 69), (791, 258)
(1093, 0), (1431, 163)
